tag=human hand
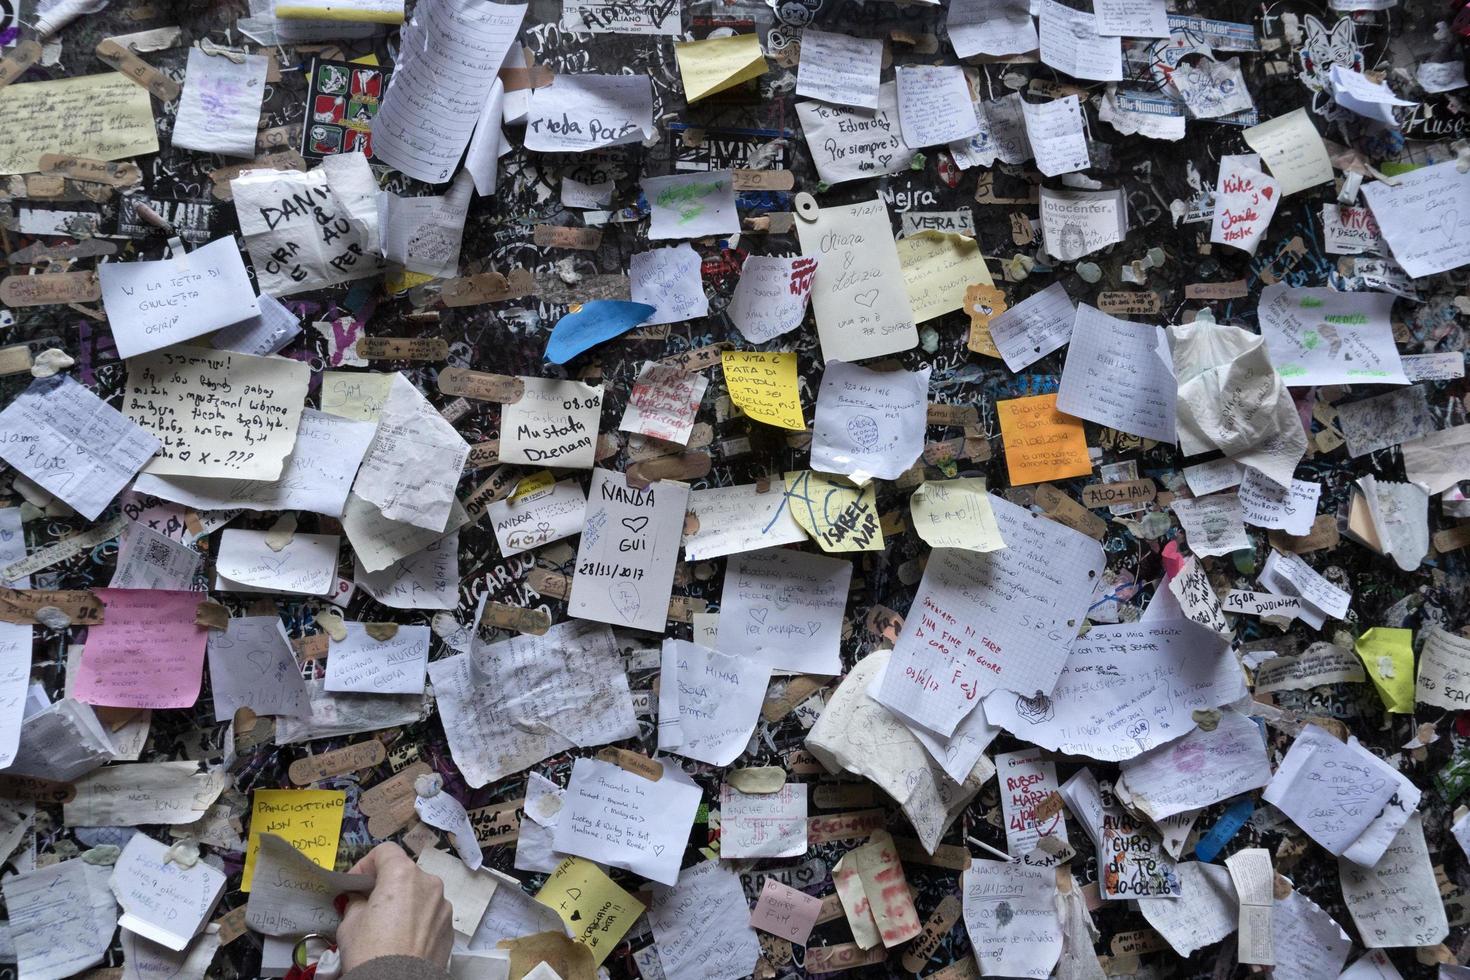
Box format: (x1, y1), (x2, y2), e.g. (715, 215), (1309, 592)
(336, 842), (454, 973)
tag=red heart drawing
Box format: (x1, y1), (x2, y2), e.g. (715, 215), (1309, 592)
(1261, 186), (1275, 200)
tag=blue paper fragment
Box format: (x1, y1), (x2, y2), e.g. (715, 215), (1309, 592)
(1193, 795), (1253, 863)
(545, 300), (657, 364)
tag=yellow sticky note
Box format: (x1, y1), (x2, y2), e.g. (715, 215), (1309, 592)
(276, 0), (404, 23)
(1355, 627), (1415, 714)
(910, 478), (1005, 552)
(536, 857), (646, 965)
(0, 74), (158, 176)
(674, 35), (769, 103)
(722, 350), (804, 430)
(996, 393), (1092, 487)
(782, 470), (884, 552)
(896, 231), (994, 323)
(321, 371), (393, 421)
(242, 789), (346, 891)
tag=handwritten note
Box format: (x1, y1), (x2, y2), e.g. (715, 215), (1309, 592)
(111, 832), (226, 950)
(1022, 97), (1090, 177)
(658, 639), (771, 766)
(206, 615), (310, 722)
(796, 29), (881, 109)
(124, 346), (309, 481)
(1243, 108), (1334, 196)
(674, 34), (767, 102)
(100, 237), (259, 359)
(797, 198), (917, 362)
(718, 546), (850, 674)
(876, 494), (1104, 736)
(215, 528), (340, 595)
(1039, 187), (1128, 261)
(1261, 724), (1397, 855)
(1339, 812), (1447, 948)
(961, 860), (1062, 979)
(1057, 304), (1176, 443)
(909, 478), (1004, 553)
(242, 788), (346, 891)
(728, 254), (818, 344)
(2, 859), (117, 978)
(172, 48), (270, 157)
(988, 282), (1075, 372)
(324, 623), (430, 695)
(996, 393), (1090, 486)
(630, 244), (710, 325)
(1415, 625), (1470, 710)
(535, 857), (645, 965)
(1257, 284), (1405, 385)
(74, 589), (208, 710)
(354, 372), (471, 531)
(782, 470), (883, 553)
(553, 757), (702, 885)
(722, 350), (804, 430)
(683, 482), (808, 560)
(984, 619), (1246, 761)
(643, 170), (739, 240)
(1209, 154), (1280, 255)
(1361, 160), (1470, 278)
(0, 376), (161, 521)
(487, 479), (587, 557)
(648, 859), (762, 979)
(720, 782), (808, 859)
(621, 363), (706, 445)
(525, 73), (654, 152)
(568, 469), (690, 633)
(895, 65), (979, 148)
(501, 378), (603, 469)
(0, 74), (157, 175)
(232, 153), (386, 295)
(430, 620), (637, 787)
(896, 230), (994, 323)
(371, 0), (526, 182)
(796, 82), (915, 186)
(812, 361), (928, 483)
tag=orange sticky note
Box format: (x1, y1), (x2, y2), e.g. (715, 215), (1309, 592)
(996, 393), (1091, 486)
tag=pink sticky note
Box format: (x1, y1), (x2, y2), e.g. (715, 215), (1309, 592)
(750, 878), (823, 945)
(74, 588), (209, 709)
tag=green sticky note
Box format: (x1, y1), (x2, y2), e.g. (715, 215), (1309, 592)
(1355, 627), (1415, 713)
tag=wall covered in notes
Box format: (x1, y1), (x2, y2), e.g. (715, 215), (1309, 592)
(0, 0), (1468, 976)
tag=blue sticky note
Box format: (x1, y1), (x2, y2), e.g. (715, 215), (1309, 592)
(1193, 796), (1253, 863)
(545, 300), (657, 364)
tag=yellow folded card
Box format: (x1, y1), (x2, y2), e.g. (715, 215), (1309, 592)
(675, 35), (768, 103)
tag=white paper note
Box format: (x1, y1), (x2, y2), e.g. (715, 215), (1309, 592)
(371, 0), (527, 182)
(988, 282), (1075, 372)
(1257, 284), (1405, 386)
(1057, 304), (1176, 444)
(110, 832), (225, 951)
(682, 482), (808, 561)
(895, 65), (980, 148)
(796, 29), (882, 109)
(961, 860), (1062, 978)
(99, 237), (259, 359)
(172, 48), (270, 157)
(811, 361), (928, 483)
(796, 82), (916, 186)
(568, 469), (689, 633)
(1038, 0), (1122, 80)
(500, 378), (602, 469)
(876, 494), (1105, 736)
(354, 373), (470, 531)
(524, 73), (654, 152)
(214, 528), (340, 595)
(718, 547), (850, 675)
(0, 376), (160, 521)
(553, 756), (702, 886)
(658, 638), (771, 766)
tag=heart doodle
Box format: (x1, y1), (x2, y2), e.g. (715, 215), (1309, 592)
(854, 289), (879, 308)
(621, 516), (649, 534)
(749, 608), (769, 625)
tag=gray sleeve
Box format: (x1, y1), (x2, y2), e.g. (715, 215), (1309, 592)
(339, 955), (455, 980)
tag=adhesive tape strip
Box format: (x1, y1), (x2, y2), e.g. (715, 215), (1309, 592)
(794, 192), (818, 221)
